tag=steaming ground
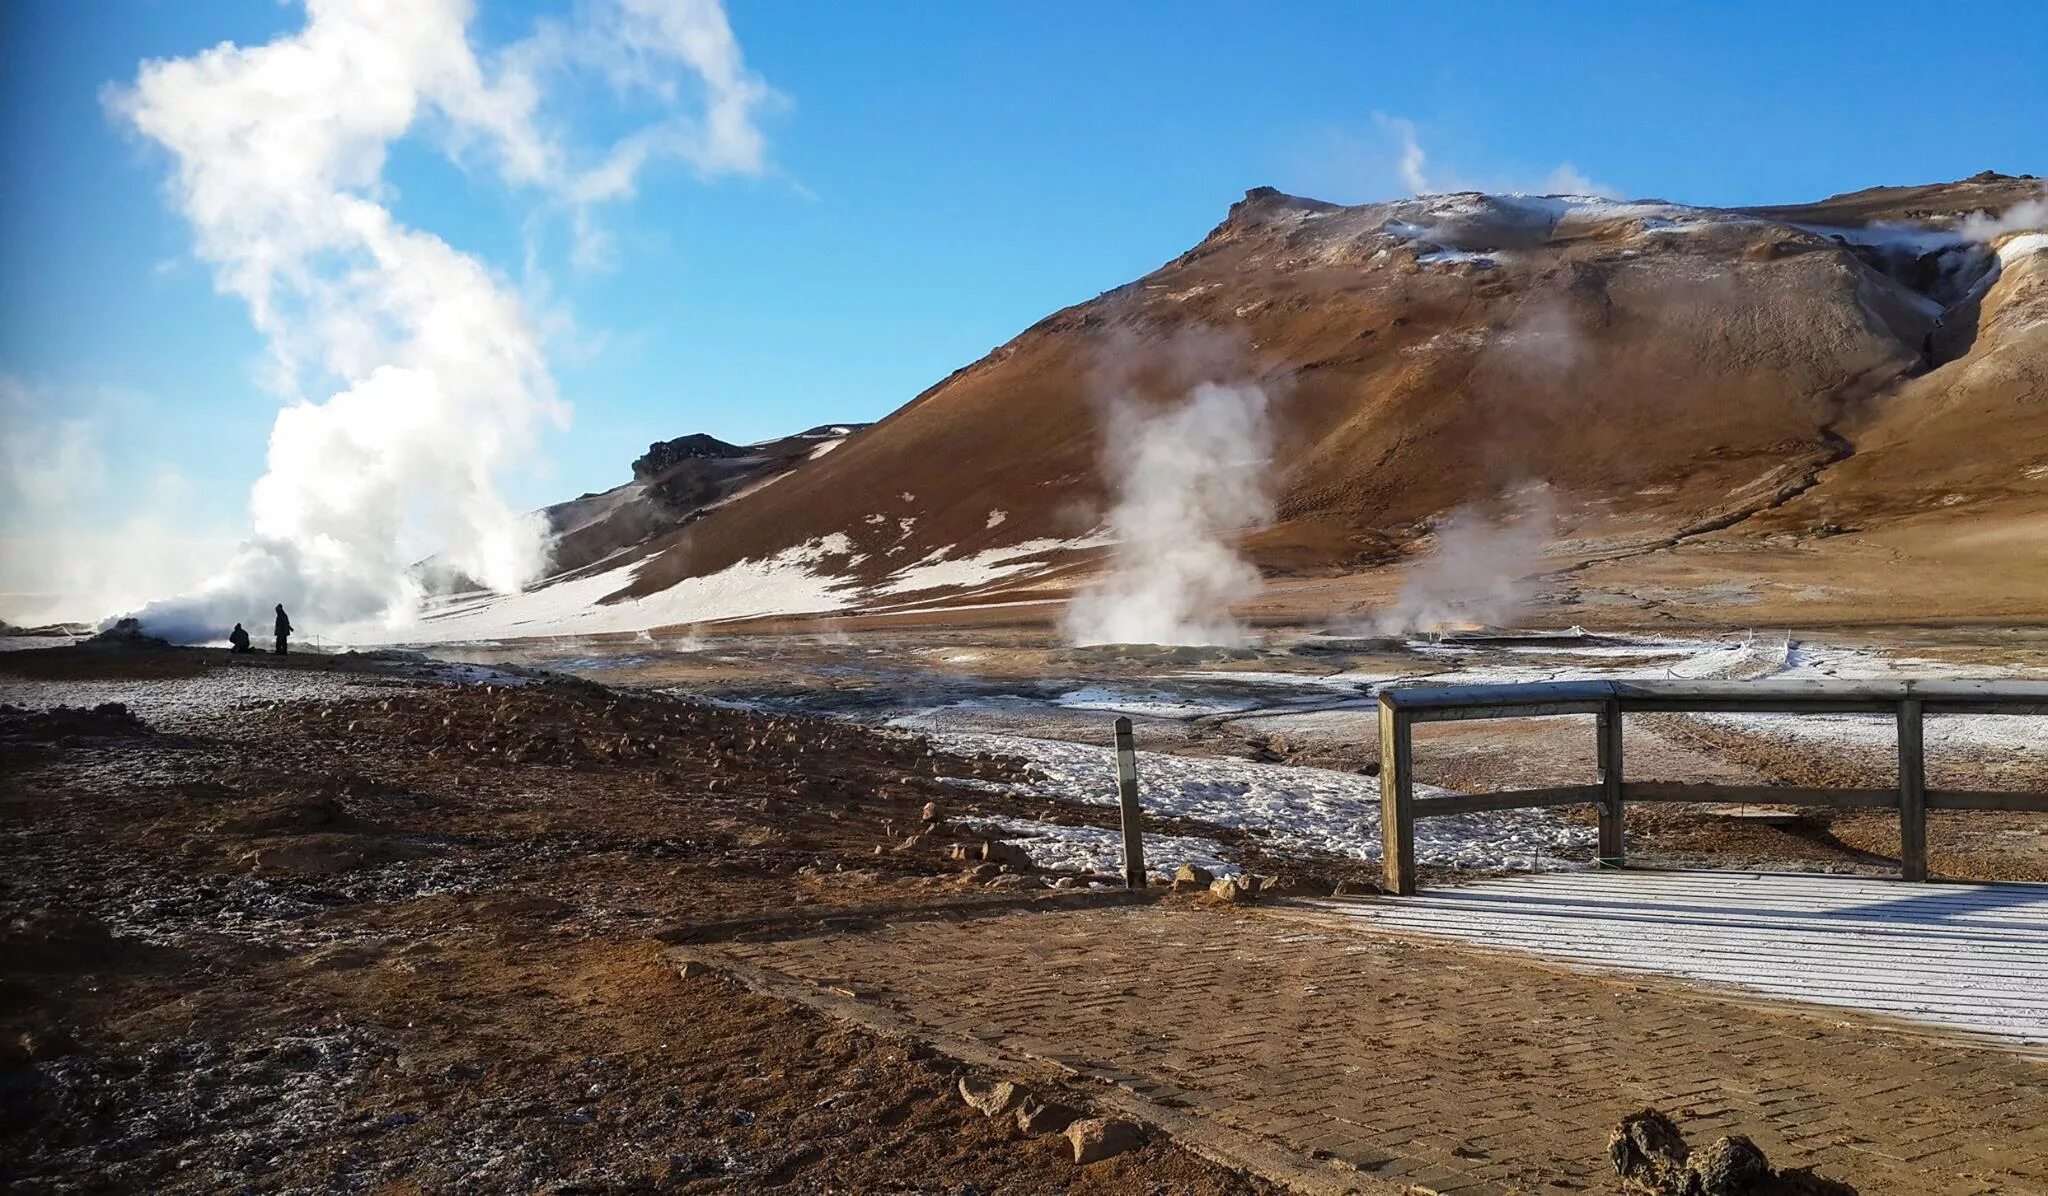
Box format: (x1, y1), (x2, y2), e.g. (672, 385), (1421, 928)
(425, 624), (2048, 884)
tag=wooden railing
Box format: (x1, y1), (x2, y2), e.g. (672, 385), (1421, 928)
(1376, 679), (2048, 895)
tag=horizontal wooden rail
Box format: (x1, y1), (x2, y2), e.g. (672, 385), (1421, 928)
(1376, 677), (2048, 895)
(1412, 785), (1602, 817)
(1621, 783), (1902, 809)
(1928, 789), (2048, 813)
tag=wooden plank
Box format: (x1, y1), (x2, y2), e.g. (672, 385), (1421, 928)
(1920, 702), (2048, 716)
(1898, 698), (1927, 882)
(1379, 680), (1617, 711)
(1112, 716), (1144, 891)
(1598, 697), (1625, 868)
(1378, 698), (1416, 896)
(1615, 695), (1899, 715)
(1412, 785), (1603, 817)
(1621, 783), (1900, 809)
(1927, 790), (2048, 813)
(1404, 701), (1608, 723)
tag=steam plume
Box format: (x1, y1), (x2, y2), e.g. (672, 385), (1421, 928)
(104, 0), (773, 643)
(1371, 489), (1557, 636)
(1064, 333), (1279, 647)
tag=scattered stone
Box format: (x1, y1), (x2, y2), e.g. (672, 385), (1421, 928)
(968, 863), (1002, 883)
(957, 1076), (1021, 1118)
(1607, 1109), (1857, 1195)
(948, 843), (977, 863)
(981, 840), (1032, 869)
(1686, 1135), (1771, 1195)
(1610, 1108), (1689, 1192)
(920, 800), (944, 824)
(676, 960), (715, 981)
(1014, 1096), (1080, 1136)
(1066, 1116), (1143, 1164)
(1208, 874), (1261, 903)
(18, 1026), (78, 1062)
(1171, 863), (1214, 892)
(893, 834), (928, 854)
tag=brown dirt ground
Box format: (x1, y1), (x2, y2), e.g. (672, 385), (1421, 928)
(0, 647), (1277, 1193)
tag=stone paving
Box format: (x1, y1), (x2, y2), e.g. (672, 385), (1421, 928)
(701, 900), (2048, 1195)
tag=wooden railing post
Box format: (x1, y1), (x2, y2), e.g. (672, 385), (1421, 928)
(1379, 698), (1417, 896)
(1113, 716), (1145, 889)
(1897, 698), (1927, 881)
(1597, 697), (1626, 868)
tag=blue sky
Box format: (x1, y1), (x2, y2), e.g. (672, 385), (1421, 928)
(3, 0), (2045, 567)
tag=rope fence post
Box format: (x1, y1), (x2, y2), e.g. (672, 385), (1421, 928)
(1113, 716), (1145, 889)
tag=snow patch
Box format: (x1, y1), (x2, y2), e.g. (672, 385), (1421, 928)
(966, 817), (1231, 879)
(403, 537), (859, 641)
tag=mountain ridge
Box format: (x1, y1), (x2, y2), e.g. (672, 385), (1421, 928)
(414, 172), (2048, 641)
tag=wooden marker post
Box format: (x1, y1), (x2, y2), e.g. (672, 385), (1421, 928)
(1596, 697), (1626, 868)
(1378, 697), (1416, 896)
(1113, 716), (1145, 889)
(1898, 698), (1928, 882)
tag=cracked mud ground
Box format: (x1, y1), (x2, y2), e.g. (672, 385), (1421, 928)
(0, 645), (1274, 1193)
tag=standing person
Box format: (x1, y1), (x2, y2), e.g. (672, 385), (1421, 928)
(274, 604), (293, 656)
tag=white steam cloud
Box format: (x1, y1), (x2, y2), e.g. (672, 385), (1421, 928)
(101, 0), (774, 643)
(1064, 335), (1279, 647)
(1958, 187), (2048, 244)
(1370, 489), (1557, 637)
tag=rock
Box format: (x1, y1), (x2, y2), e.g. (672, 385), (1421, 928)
(893, 833), (927, 854)
(1208, 874), (1260, 903)
(1686, 1136), (1771, 1196)
(985, 873), (1045, 890)
(981, 839), (1032, 869)
(920, 801), (944, 824)
(1610, 1109), (1689, 1193)
(1014, 1095), (1081, 1136)
(1171, 863), (1214, 892)
(958, 1076), (1021, 1118)
(18, 1025), (77, 1062)
(1066, 1116), (1143, 1164)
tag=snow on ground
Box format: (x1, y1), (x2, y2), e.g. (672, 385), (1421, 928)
(963, 816), (1233, 879)
(0, 667), (416, 734)
(1999, 232), (2048, 266)
(872, 537), (1089, 597)
(1053, 686), (1261, 719)
(407, 538), (862, 642)
(896, 713), (1591, 869)
(1310, 870), (2048, 1047)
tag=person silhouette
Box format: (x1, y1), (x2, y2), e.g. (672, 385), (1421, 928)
(229, 623), (253, 654)
(274, 604), (293, 656)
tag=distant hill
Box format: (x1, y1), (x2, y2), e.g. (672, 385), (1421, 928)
(412, 173), (2048, 641)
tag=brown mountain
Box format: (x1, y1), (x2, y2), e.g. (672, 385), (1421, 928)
(442, 172), (2048, 637)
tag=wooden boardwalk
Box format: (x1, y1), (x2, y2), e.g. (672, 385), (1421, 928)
(1306, 870), (2048, 1049)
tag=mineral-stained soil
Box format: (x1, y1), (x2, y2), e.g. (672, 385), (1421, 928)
(0, 647), (1275, 1193)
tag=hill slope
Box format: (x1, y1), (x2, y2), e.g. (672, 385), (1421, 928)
(413, 173), (2048, 641)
